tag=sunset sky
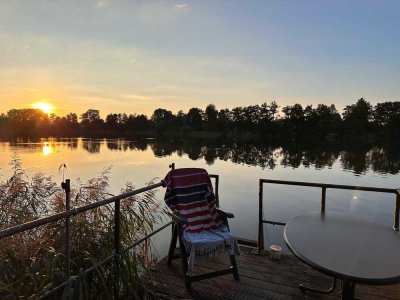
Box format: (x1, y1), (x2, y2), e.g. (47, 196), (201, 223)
(1, 0), (399, 117)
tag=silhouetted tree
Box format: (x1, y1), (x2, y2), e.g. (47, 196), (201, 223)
(126, 114), (151, 132)
(242, 105), (261, 128)
(204, 104), (218, 130)
(1, 98), (399, 142)
(260, 101), (278, 122)
(231, 106), (244, 128)
(216, 109), (231, 131)
(105, 113), (119, 131)
(66, 113), (78, 124)
(304, 104), (342, 137)
(185, 108), (203, 130)
(0, 114), (7, 136)
(80, 109), (104, 133)
(151, 108), (174, 132)
(6, 108), (49, 137)
(64, 113), (79, 135)
(373, 101), (400, 139)
(282, 104), (305, 138)
(342, 98), (373, 136)
(176, 110), (186, 128)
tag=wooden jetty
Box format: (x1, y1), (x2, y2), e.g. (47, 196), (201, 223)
(143, 246), (400, 300)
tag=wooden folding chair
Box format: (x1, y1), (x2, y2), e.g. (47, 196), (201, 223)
(163, 168), (240, 290)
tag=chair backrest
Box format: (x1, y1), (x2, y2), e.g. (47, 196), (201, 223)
(164, 168), (222, 234)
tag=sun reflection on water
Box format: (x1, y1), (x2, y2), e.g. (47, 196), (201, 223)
(42, 143), (53, 156)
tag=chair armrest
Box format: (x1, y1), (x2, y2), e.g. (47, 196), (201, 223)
(216, 207), (234, 218)
(168, 211), (188, 224)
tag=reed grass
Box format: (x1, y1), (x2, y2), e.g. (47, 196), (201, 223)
(0, 155), (167, 299)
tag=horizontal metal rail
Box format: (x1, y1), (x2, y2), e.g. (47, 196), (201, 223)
(0, 163), (223, 298)
(260, 179), (398, 194)
(258, 179), (400, 254)
(262, 220), (286, 226)
(37, 221), (173, 300)
(0, 178), (167, 299)
(0, 181), (165, 239)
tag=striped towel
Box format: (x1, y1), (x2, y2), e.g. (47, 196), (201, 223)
(164, 168), (240, 269)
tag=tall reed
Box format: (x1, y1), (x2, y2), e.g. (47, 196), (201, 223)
(0, 155), (167, 299)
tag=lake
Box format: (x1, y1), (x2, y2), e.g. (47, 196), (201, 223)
(1, 138), (399, 254)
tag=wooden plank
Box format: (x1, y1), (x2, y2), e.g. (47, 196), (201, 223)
(143, 247), (400, 300)
(195, 249), (400, 299)
(148, 261), (333, 299)
(189, 252), (334, 289)
(236, 238), (258, 248)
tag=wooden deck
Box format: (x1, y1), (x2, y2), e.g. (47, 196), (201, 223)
(143, 246), (400, 299)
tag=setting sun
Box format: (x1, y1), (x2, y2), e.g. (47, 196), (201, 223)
(33, 102), (53, 114)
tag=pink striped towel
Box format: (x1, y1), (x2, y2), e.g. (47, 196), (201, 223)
(164, 168), (240, 269)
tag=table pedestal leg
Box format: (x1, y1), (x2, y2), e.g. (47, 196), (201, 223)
(341, 280), (355, 300)
(299, 277), (337, 294)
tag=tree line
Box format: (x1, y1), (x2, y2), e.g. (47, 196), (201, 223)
(0, 98), (399, 142)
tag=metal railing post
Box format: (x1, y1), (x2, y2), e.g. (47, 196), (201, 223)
(321, 186), (326, 213)
(169, 163), (175, 237)
(215, 175), (220, 207)
(258, 180), (264, 254)
(114, 199), (121, 298)
(0, 180), (165, 298)
(255, 179), (399, 234)
(61, 179), (71, 280)
(394, 190), (400, 231)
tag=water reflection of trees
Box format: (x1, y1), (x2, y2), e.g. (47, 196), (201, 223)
(5, 138), (400, 175)
(82, 139), (101, 153)
(226, 145), (277, 169)
(340, 145), (370, 175)
(279, 145), (341, 170)
(368, 146), (400, 175)
(142, 140), (400, 175)
(143, 140), (343, 171)
(7, 138), (78, 153)
(337, 143), (400, 175)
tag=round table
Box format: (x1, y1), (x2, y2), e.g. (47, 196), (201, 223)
(284, 211), (400, 299)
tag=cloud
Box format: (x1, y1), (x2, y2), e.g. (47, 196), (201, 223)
(174, 3), (190, 11)
(175, 3), (188, 9)
(120, 94), (156, 103)
(75, 96), (113, 103)
(95, 0), (108, 9)
(195, 56), (241, 68)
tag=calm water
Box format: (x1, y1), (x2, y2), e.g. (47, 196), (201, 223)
(1, 138), (399, 253)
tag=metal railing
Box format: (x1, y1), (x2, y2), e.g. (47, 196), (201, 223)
(0, 163), (221, 298)
(258, 179), (400, 254)
(0, 178), (169, 299)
